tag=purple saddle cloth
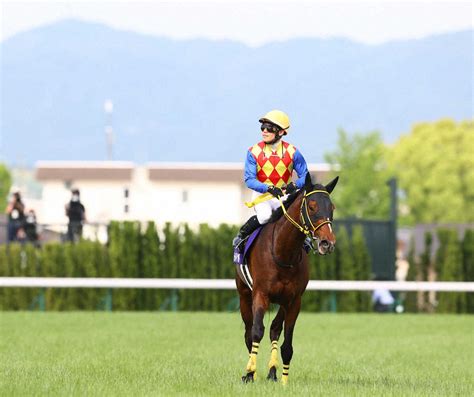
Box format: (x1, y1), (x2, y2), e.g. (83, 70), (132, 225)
(233, 226), (263, 265)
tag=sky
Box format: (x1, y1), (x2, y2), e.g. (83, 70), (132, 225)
(1, 0), (472, 46)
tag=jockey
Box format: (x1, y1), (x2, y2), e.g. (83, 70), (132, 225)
(233, 109), (309, 251)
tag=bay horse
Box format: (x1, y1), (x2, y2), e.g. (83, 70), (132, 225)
(236, 173), (338, 384)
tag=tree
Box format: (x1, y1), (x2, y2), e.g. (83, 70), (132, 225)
(324, 129), (392, 219)
(141, 221), (161, 310)
(436, 229), (463, 313)
(352, 225), (371, 311)
(389, 119), (474, 224)
(335, 226), (357, 311)
(462, 230), (474, 313)
(0, 164), (12, 211)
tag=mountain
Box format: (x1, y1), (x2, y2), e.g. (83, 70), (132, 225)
(1, 19), (472, 165)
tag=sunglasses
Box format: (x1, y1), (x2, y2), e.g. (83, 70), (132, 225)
(260, 123), (281, 134)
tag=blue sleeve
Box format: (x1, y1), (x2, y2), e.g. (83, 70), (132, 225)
(244, 151), (269, 193)
(293, 149), (309, 189)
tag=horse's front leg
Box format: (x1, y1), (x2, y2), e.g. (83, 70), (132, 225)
(242, 292), (269, 383)
(281, 297), (301, 385)
(238, 281), (253, 354)
(267, 306), (285, 381)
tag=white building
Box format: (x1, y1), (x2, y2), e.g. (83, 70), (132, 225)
(35, 161), (332, 229)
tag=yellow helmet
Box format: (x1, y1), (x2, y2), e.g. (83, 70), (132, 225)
(259, 110), (290, 133)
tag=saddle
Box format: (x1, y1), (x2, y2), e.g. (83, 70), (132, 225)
(233, 227), (263, 290)
(233, 223), (313, 291)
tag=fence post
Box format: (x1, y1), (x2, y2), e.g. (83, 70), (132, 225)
(170, 289), (178, 311)
(38, 288), (45, 311)
(105, 288), (113, 311)
(329, 291), (337, 313)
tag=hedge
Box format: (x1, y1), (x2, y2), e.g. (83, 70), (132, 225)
(405, 228), (473, 313)
(0, 221), (372, 312)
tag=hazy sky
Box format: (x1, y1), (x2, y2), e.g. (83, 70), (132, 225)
(1, 0), (472, 46)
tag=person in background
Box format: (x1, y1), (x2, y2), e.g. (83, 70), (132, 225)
(24, 209), (40, 246)
(5, 191), (25, 242)
(65, 189), (86, 242)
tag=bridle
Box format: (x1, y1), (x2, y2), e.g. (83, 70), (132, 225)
(270, 189), (333, 266)
(278, 189), (333, 238)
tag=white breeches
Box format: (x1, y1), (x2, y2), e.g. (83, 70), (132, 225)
(252, 191), (288, 224)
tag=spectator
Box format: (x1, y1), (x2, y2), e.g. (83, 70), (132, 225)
(24, 209), (40, 246)
(65, 189), (86, 242)
(5, 191), (25, 242)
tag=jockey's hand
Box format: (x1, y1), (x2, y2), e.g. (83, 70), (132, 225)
(268, 186), (284, 198)
(285, 182), (297, 194)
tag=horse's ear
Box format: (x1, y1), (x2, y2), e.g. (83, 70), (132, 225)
(304, 172), (313, 191)
(325, 176), (339, 194)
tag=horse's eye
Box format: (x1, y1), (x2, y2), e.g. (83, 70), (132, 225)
(308, 201), (318, 212)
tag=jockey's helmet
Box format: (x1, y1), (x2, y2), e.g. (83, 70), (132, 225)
(259, 110), (290, 135)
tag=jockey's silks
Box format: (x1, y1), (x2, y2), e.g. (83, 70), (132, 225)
(244, 140), (309, 193)
(249, 141), (296, 188)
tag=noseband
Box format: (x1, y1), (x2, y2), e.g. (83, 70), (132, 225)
(278, 190), (332, 237)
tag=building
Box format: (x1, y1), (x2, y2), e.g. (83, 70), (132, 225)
(35, 161), (332, 230)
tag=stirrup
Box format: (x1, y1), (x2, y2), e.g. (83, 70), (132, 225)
(233, 236), (246, 265)
(232, 236), (241, 248)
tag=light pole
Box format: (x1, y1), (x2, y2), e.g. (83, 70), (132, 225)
(104, 99), (114, 160)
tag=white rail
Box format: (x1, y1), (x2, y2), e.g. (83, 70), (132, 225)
(0, 278), (472, 292)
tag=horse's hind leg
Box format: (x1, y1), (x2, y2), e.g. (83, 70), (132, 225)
(267, 306), (285, 381)
(242, 292), (269, 382)
(280, 297), (302, 385)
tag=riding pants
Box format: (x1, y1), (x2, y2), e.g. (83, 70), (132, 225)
(251, 191), (288, 224)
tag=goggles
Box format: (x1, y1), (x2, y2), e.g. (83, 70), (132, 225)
(260, 122), (281, 134)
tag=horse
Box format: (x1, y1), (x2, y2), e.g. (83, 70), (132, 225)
(236, 173), (339, 384)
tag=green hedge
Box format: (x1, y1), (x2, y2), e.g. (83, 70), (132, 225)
(0, 221), (372, 312)
(405, 229), (473, 313)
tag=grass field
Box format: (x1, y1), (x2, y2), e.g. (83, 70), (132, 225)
(1, 311), (473, 396)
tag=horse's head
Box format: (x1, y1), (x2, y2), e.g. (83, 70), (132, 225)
(301, 173), (338, 255)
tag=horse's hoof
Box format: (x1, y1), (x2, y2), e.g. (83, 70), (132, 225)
(267, 366), (277, 382)
(241, 372), (255, 383)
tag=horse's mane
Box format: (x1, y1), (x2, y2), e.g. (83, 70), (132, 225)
(268, 184), (327, 224)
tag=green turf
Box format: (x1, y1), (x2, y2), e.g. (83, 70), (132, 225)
(0, 312), (473, 396)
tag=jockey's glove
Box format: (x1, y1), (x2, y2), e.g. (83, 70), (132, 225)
(267, 186), (284, 198)
(285, 182), (297, 194)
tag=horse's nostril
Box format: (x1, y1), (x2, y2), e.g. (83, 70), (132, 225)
(320, 240), (330, 249)
(320, 240), (335, 254)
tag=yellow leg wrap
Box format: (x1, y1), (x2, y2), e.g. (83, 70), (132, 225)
(268, 340), (279, 369)
(246, 342), (259, 373)
(281, 364), (290, 385)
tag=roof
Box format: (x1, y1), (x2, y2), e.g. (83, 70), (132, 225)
(35, 161), (134, 181)
(147, 162), (244, 183)
(35, 161), (334, 183)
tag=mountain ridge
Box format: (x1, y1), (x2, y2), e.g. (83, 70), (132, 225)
(1, 19), (472, 165)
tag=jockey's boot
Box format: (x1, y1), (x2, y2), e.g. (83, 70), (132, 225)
(232, 215), (261, 252)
